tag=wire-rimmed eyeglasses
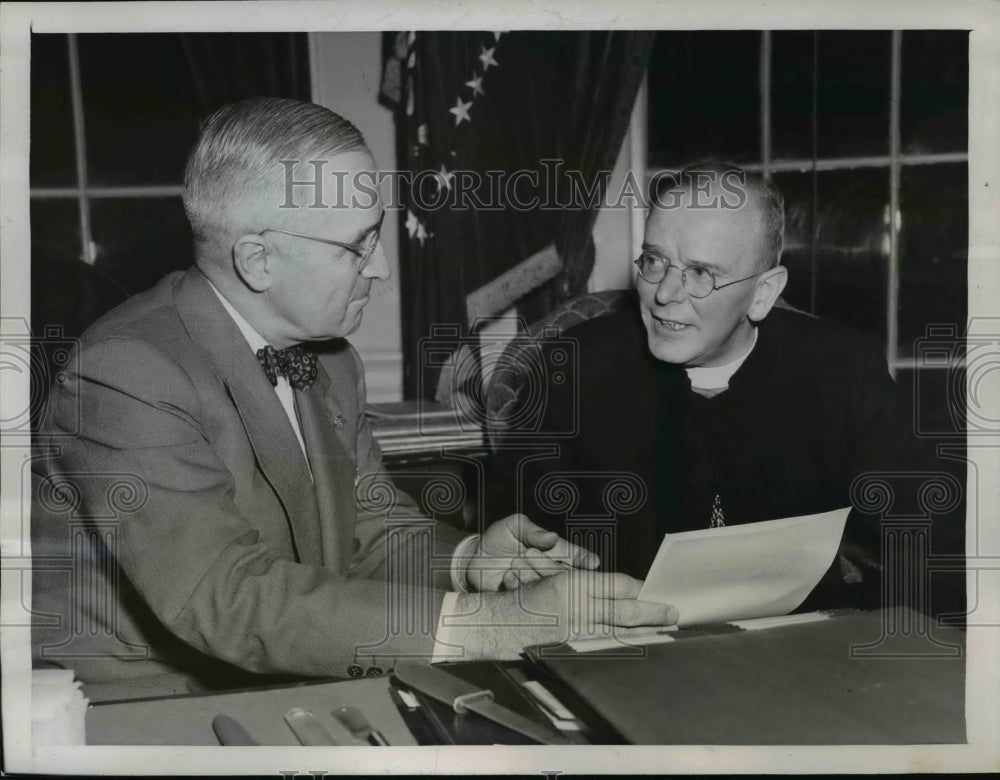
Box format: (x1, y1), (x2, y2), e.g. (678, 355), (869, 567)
(262, 210), (385, 271)
(634, 251), (760, 299)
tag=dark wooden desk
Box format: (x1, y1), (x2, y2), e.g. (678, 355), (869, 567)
(86, 609), (965, 746)
(528, 608), (965, 744)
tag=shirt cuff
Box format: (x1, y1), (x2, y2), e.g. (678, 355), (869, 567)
(449, 533), (480, 593)
(431, 591), (459, 664)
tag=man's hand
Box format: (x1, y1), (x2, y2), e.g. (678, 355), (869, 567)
(465, 513), (600, 592)
(449, 570), (679, 659)
(517, 570), (678, 635)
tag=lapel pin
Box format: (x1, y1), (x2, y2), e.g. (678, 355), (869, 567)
(334, 414), (346, 427)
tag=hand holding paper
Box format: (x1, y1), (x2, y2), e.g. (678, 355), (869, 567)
(637, 507), (851, 627)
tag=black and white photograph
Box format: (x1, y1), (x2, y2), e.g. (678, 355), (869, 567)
(1, 1), (998, 775)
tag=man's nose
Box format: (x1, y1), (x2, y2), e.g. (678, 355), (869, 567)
(362, 241), (391, 282)
(654, 265), (686, 305)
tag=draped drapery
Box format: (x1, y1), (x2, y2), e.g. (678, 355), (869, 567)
(180, 33), (312, 115)
(382, 31), (654, 401)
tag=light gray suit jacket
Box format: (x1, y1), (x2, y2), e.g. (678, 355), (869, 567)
(32, 267), (466, 696)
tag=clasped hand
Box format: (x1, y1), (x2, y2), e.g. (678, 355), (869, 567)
(465, 513), (599, 592)
(454, 514), (679, 649)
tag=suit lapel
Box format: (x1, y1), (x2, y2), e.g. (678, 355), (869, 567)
(295, 361), (357, 574)
(172, 268), (323, 566)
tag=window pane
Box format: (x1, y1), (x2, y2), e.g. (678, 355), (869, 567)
(91, 198), (194, 294)
(77, 32), (310, 188)
(816, 32), (891, 159)
(31, 34), (77, 188)
(769, 171), (815, 313)
(772, 31), (891, 162)
(770, 32), (815, 161)
(898, 163), (967, 357)
(773, 168), (889, 342)
(647, 31), (760, 167)
(31, 198), (81, 265)
(901, 31), (968, 155)
(78, 34), (203, 186)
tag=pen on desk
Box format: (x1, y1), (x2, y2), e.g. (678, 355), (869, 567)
(333, 706), (390, 746)
(212, 714), (259, 746)
(284, 707), (360, 746)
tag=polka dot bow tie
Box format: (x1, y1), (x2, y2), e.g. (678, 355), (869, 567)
(255, 345), (318, 392)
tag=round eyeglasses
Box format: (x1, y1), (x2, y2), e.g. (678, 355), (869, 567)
(262, 210), (385, 271)
(634, 251), (760, 299)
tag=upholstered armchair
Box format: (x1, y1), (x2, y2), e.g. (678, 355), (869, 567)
(484, 289), (635, 450)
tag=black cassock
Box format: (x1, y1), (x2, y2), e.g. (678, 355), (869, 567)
(487, 306), (964, 617)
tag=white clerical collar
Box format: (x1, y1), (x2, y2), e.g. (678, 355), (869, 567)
(686, 327), (759, 391)
(205, 278), (269, 353)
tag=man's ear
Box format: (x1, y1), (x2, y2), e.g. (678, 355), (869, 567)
(233, 233), (273, 293)
(747, 264), (788, 322)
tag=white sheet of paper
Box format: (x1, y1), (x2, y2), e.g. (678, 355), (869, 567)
(637, 506), (852, 627)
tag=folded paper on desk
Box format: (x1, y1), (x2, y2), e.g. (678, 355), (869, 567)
(638, 506), (851, 627)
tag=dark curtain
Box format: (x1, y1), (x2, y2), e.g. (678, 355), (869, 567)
(383, 31), (653, 401)
(180, 33), (312, 114)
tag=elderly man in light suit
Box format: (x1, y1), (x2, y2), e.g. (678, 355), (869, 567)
(31, 98), (677, 700)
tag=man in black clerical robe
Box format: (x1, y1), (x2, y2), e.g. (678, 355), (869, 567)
(489, 162), (963, 618)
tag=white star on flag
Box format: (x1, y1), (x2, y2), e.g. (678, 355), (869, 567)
(436, 164), (455, 192)
(449, 96), (472, 125)
(479, 46), (499, 72)
(405, 210), (418, 238)
(415, 220), (428, 245)
(493, 32), (504, 42)
(465, 75), (485, 97)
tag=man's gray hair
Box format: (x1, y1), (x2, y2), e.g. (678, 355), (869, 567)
(652, 160), (785, 272)
(183, 97), (367, 247)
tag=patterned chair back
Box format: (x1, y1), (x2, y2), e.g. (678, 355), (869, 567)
(484, 290), (635, 451)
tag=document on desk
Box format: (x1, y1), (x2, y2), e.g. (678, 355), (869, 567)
(637, 506), (851, 627)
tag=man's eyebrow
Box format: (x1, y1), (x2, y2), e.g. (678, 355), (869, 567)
(640, 244), (724, 274)
(687, 258), (725, 274)
(351, 210), (385, 243)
